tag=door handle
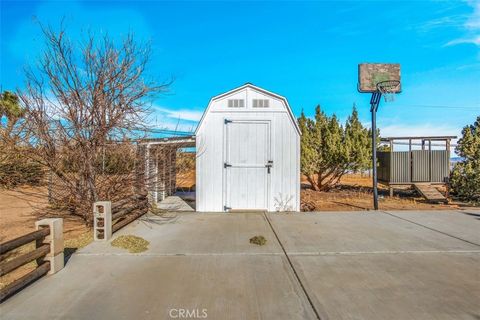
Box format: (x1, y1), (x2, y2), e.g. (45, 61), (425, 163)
(265, 161), (273, 173)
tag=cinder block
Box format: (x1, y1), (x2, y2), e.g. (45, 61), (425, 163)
(45, 252), (64, 275)
(36, 218), (64, 257)
(93, 201), (112, 241)
(35, 218), (64, 274)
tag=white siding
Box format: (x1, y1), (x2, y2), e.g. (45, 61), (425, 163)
(196, 85), (300, 212)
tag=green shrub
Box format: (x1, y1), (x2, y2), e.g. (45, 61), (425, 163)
(450, 116), (480, 203)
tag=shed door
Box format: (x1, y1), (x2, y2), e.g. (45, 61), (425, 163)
(224, 120), (270, 211)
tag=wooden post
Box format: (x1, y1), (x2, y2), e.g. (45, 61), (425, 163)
(159, 147), (166, 201)
(446, 138), (451, 174)
(154, 150), (159, 204)
(171, 148), (177, 196)
(429, 139), (432, 182)
(409, 139), (412, 182)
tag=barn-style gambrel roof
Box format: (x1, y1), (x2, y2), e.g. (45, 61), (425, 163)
(195, 83), (301, 135)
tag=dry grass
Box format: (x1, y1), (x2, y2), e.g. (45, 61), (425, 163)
(65, 231), (93, 250)
(111, 235), (149, 253)
(249, 235), (267, 246)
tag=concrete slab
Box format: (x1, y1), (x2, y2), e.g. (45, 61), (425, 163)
(268, 211), (480, 254)
(157, 196), (194, 212)
(384, 210), (480, 245)
(0, 254), (316, 320)
(80, 212), (283, 255)
(291, 253), (480, 320)
(2, 211), (480, 320)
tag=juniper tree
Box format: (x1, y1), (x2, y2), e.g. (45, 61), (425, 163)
(0, 91), (25, 144)
(0, 91), (44, 187)
(345, 106), (371, 173)
(450, 116), (480, 203)
(298, 105), (372, 191)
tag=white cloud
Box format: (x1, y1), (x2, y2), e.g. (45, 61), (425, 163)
(445, 35), (480, 46)
(446, 1), (480, 47)
(153, 106), (203, 122)
(466, 0), (480, 30)
(377, 123), (462, 154)
(379, 123), (460, 149)
(146, 105), (203, 133)
(153, 118), (197, 133)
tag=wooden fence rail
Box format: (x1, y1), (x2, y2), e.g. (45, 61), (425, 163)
(112, 198), (148, 221)
(111, 191), (148, 211)
(0, 219), (63, 303)
(0, 228), (50, 255)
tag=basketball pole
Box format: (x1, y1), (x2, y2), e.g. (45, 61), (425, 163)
(370, 92), (382, 210)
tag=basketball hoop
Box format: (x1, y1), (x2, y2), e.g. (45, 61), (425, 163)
(376, 80), (400, 102)
(358, 63), (402, 211)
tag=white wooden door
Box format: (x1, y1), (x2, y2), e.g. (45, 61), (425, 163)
(224, 120), (270, 211)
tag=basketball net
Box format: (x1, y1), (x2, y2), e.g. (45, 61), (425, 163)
(376, 80), (400, 102)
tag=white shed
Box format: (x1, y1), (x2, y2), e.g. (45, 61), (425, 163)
(195, 83), (300, 212)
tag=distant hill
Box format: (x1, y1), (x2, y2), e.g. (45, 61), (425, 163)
(450, 157), (464, 163)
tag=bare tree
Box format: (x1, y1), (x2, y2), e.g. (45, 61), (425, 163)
(17, 25), (171, 223)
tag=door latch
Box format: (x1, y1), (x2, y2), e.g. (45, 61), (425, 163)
(265, 160), (273, 174)
(224, 163), (232, 168)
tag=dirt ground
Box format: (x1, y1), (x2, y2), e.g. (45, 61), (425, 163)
(176, 171), (195, 190)
(300, 174), (460, 211)
(177, 170), (462, 211)
(0, 186), (91, 289)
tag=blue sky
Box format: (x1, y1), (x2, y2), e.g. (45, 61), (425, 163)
(1, 0), (479, 144)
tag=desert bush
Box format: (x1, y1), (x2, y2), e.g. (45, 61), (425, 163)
(0, 155), (44, 188)
(14, 25), (171, 223)
(450, 116), (480, 203)
(99, 146), (136, 175)
(59, 143), (137, 175)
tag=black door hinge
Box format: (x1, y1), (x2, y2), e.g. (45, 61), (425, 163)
(224, 163), (232, 168)
(224, 119), (232, 124)
(224, 205), (231, 211)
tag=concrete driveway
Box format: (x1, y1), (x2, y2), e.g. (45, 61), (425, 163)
(1, 210), (479, 320)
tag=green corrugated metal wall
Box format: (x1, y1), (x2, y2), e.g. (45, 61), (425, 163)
(377, 150), (449, 183)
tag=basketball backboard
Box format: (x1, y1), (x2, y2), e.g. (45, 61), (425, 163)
(358, 63), (401, 93)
